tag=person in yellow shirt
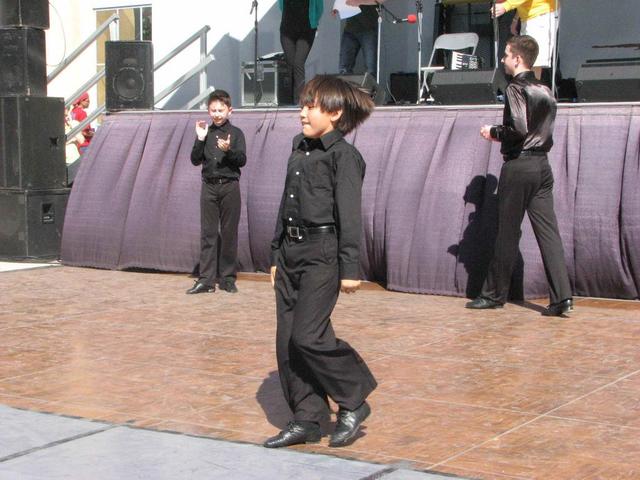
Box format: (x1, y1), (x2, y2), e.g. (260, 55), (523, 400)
(492, 0), (558, 80)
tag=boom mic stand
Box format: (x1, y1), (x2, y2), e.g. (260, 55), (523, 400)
(375, 2), (403, 86)
(415, 0), (423, 102)
(250, 0), (262, 105)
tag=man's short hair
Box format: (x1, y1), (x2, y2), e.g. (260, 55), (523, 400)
(507, 35), (539, 69)
(207, 89), (232, 108)
(299, 75), (374, 134)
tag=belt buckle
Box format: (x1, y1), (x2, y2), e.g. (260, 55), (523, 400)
(287, 226), (302, 240)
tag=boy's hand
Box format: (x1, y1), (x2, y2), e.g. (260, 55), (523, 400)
(217, 133), (231, 152)
(195, 121), (208, 141)
(341, 279), (361, 294)
(270, 266), (277, 288)
(480, 125), (497, 141)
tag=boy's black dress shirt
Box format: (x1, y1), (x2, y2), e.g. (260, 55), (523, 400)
(490, 70), (556, 159)
(191, 120), (247, 180)
(271, 129), (365, 280)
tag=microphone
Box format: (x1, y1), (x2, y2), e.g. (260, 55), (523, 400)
(394, 14), (417, 24)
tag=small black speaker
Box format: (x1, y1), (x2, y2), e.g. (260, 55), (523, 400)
(0, 0), (49, 29)
(337, 72), (387, 106)
(430, 69), (507, 105)
(0, 188), (69, 259)
(0, 28), (47, 96)
(576, 61), (640, 102)
(389, 72), (418, 104)
(0, 96), (66, 190)
(105, 41), (154, 111)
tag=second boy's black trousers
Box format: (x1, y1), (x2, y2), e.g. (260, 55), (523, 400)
(275, 231), (377, 423)
(480, 153), (572, 304)
(198, 179), (241, 287)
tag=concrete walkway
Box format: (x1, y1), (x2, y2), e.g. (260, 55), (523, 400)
(0, 405), (455, 480)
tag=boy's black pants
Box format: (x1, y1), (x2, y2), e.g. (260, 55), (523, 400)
(480, 153), (572, 304)
(275, 231), (377, 423)
(199, 179), (241, 287)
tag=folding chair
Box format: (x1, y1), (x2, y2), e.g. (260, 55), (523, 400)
(419, 32), (479, 102)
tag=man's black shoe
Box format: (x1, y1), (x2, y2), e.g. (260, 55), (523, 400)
(219, 281), (238, 293)
(329, 402), (371, 447)
(186, 282), (215, 294)
(263, 422), (321, 448)
(465, 297), (504, 309)
(544, 298), (573, 316)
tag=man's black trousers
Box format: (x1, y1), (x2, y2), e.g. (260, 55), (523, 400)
(198, 180), (241, 287)
(274, 232), (377, 423)
(481, 153), (572, 304)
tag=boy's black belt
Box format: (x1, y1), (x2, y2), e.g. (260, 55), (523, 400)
(204, 176), (237, 184)
(286, 225), (336, 240)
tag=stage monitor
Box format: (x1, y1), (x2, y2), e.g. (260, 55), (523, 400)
(430, 68), (507, 105)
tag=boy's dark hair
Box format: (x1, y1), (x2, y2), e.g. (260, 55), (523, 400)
(299, 75), (374, 134)
(207, 89), (232, 108)
(507, 35), (539, 69)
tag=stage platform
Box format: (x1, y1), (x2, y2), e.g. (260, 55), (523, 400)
(61, 103), (640, 300)
(1, 266), (639, 478)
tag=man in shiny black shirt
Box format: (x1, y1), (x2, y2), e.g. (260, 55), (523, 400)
(188, 90), (246, 294)
(466, 35), (572, 316)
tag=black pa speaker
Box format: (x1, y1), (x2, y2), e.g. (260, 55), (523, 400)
(0, 96), (66, 190)
(0, 28), (47, 96)
(0, 188), (69, 259)
(576, 61), (640, 102)
(105, 41), (154, 111)
(430, 69), (507, 105)
(0, 0), (49, 29)
(389, 72), (418, 104)
(337, 72), (387, 106)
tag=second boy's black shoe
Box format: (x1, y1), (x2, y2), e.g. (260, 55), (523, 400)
(544, 298), (573, 316)
(329, 402), (371, 447)
(219, 281), (238, 293)
(263, 422), (321, 448)
(465, 297), (504, 309)
(186, 281), (215, 294)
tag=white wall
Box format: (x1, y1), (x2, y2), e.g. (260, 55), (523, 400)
(46, 0), (99, 105)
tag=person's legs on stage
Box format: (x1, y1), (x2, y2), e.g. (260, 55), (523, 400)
(339, 31), (360, 74)
(188, 182), (218, 294)
(358, 29), (378, 77)
(217, 181), (241, 293)
(526, 157), (573, 314)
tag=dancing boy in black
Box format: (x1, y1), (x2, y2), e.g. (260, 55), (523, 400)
(187, 90), (246, 294)
(466, 35), (573, 316)
(264, 76), (377, 449)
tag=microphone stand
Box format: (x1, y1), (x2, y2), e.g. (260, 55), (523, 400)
(374, 2), (402, 86)
(416, 0), (423, 102)
(250, 0), (261, 105)
(491, 0), (499, 68)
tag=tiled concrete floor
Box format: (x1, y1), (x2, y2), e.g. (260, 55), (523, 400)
(1, 266), (639, 479)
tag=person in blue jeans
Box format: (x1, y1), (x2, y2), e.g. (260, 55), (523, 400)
(338, 0), (386, 77)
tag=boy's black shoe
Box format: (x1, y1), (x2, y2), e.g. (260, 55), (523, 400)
(263, 421), (321, 448)
(544, 298), (573, 316)
(186, 281), (215, 294)
(329, 402), (371, 447)
(219, 281), (238, 293)
(465, 297), (504, 309)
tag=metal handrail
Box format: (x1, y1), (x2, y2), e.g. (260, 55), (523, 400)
(153, 25), (212, 110)
(154, 54), (215, 105)
(65, 25), (212, 143)
(48, 13), (119, 83)
(65, 69), (106, 109)
(154, 26), (210, 71)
